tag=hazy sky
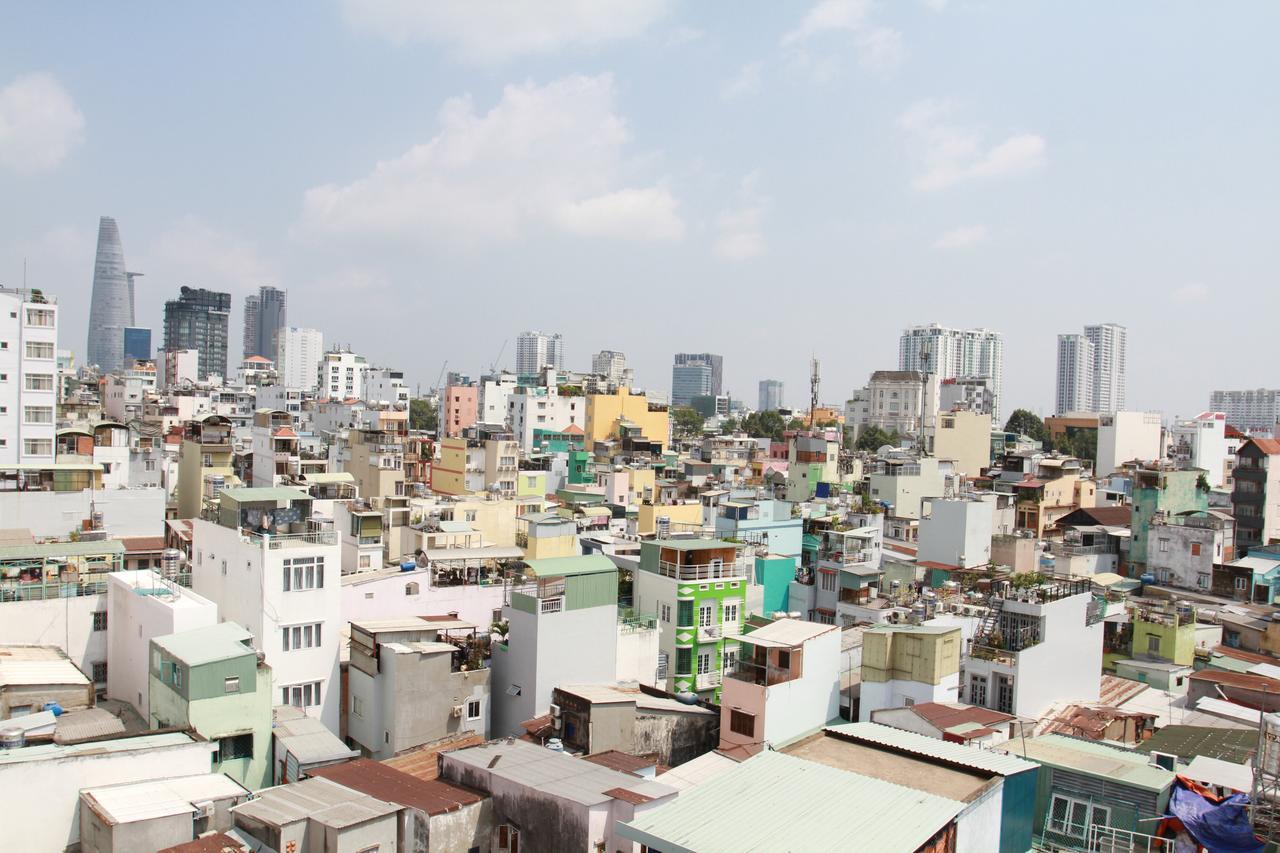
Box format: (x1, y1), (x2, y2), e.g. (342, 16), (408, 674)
(2, 2), (1277, 419)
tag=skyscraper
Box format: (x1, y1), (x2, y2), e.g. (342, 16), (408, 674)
(515, 331), (564, 375)
(86, 216), (134, 372)
(122, 327), (152, 364)
(672, 363), (714, 407)
(1054, 323), (1127, 414)
(1055, 334), (1095, 414)
(277, 326), (324, 391)
(163, 286), (231, 381)
(673, 353), (724, 397)
(592, 350), (627, 384)
(1085, 323), (1127, 412)
(898, 325), (1004, 421)
(758, 379), (784, 411)
(242, 285), (287, 360)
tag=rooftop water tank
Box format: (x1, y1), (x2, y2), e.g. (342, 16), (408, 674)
(0, 728), (25, 750)
(545, 738), (565, 752)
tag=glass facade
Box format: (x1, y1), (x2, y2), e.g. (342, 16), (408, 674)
(164, 286), (231, 380)
(123, 326), (151, 363)
(86, 216), (134, 372)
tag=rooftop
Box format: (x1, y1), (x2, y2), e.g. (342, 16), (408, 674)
(0, 731), (203, 767)
(0, 539), (126, 560)
(523, 554), (617, 578)
(619, 749), (963, 853)
(272, 710), (360, 766)
(896, 702), (1017, 734)
(82, 773), (249, 825)
(824, 722), (1038, 777)
(652, 538), (742, 551)
(308, 759), (485, 817)
(1009, 734), (1175, 792)
(152, 622), (254, 667)
(217, 486), (311, 504)
(729, 617), (838, 649)
(0, 646), (90, 688)
(1137, 725), (1258, 764)
(233, 776), (399, 829)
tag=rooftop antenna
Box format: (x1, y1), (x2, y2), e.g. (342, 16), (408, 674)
(809, 358), (820, 428)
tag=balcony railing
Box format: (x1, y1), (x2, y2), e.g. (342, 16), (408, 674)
(0, 572), (190, 603)
(695, 671), (722, 690)
(697, 623), (723, 641)
(245, 521), (337, 549)
(819, 549), (876, 566)
(729, 659), (796, 687)
(657, 559), (748, 581)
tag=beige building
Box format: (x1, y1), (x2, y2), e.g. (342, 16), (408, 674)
(584, 387), (670, 452)
(175, 415), (238, 519)
(345, 427), (406, 500)
(859, 624), (961, 720)
(930, 409), (992, 478)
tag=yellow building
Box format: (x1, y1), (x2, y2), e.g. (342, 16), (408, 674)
(516, 512), (579, 559)
(1014, 472), (1097, 536)
(175, 415), (238, 519)
(636, 500), (703, 536)
(345, 428), (406, 500)
(861, 624), (961, 686)
(430, 437), (471, 497)
(584, 387), (670, 452)
(932, 410), (993, 479)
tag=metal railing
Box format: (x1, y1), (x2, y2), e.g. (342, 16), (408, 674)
(619, 608), (658, 632)
(0, 572), (191, 602)
(657, 559), (748, 581)
(728, 659), (796, 686)
(695, 671), (722, 690)
(245, 520), (337, 549)
(697, 623), (723, 641)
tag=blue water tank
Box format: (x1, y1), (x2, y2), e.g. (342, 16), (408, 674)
(1140, 573), (1156, 585)
(400, 561), (417, 572)
(43, 701), (63, 716)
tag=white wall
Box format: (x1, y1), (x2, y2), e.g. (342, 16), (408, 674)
(615, 623), (660, 686)
(858, 672), (959, 722)
(956, 780), (1005, 853)
(106, 571), (218, 719)
(1008, 592), (1102, 719)
(1097, 411), (1162, 477)
(918, 499), (994, 569)
(0, 488), (166, 537)
(0, 736), (214, 851)
(761, 630), (840, 745)
(0, 593), (105, 675)
(341, 570), (506, 630)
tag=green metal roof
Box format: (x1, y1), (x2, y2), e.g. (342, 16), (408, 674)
(218, 486), (311, 503)
(1136, 725), (1259, 764)
(1015, 734), (1175, 793)
(0, 539), (126, 560)
(825, 722), (1038, 777)
(152, 622), (255, 666)
(618, 749), (963, 853)
(524, 554), (617, 578)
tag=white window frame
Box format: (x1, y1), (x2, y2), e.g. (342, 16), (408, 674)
(698, 602), (715, 628)
(466, 699), (482, 720)
(1048, 794), (1109, 839)
(697, 649), (712, 675)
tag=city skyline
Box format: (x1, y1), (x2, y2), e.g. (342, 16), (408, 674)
(3, 5), (1278, 418)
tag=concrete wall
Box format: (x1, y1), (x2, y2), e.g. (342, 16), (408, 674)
(859, 673), (959, 721)
(1008, 593), (1103, 719)
(341, 571), (506, 633)
(1097, 412), (1162, 478)
(0, 592), (105, 675)
(918, 499), (994, 569)
(615, 622), (660, 686)
(0, 738), (214, 851)
(956, 781), (1005, 853)
(0, 487), (166, 537)
(80, 808), (191, 853)
(427, 799), (493, 853)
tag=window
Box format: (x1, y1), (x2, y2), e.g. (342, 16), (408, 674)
(218, 733), (253, 761)
(540, 597), (563, 614)
(969, 674), (988, 706)
(1158, 538), (1169, 553)
(996, 675), (1014, 714)
(405, 581), (419, 595)
(92, 662), (107, 683)
(820, 571), (836, 592)
(777, 649), (792, 671)
(283, 622), (323, 651)
(172, 663), (183, 687)
(676, 647), (692, 675)
(92, 611), (108, 631)
(25, 308), (55, 327)
(352, 695), (364, 717)
(282, 681), (322, 707)
(465, 510), (477, 522)
(23, 373), (53, 391)
(1236, 577), (1248, 590)
(660, 603), (671, 623)
(698, 603), (715, 628)
(25, 341), (54, 359)
(466, 699), (482, 720)
(1048, 795), (1109, 839)
(23, 406), (53, 424)
(729, 709), (755, 737)
(722, 602), (739, 625)
(1191, 542), (1202, 557)
(723, 645), (738, 672)
(497, 825), (520, 853)
(697, 650), (712, 675)
(677, 600), (694, 626)
(1147, 635), (1161, 654)
(283, 557), (325, 591)
(224, 677), (240, 693)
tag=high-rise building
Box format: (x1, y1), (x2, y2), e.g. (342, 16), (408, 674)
(86, 216), (135, 372)
(318, 348), (367, 399)
(122, 327), (152, 364)
(673, 352), (724, 410)
(758, 379), (784, 411)
(515, 330), (564, 375)
(276, 327), (323, 391)
(1085, 323), (1127, 412)
(1209, 389), (1280, 431)
(1053, 323), (1126, 414)
(163, 286), (231, 381)
(242, 285), (287, 360)
(592, 350), (627, 384)
(898, 325), (1004, 421)
(0, 287), (58, 465)
(1055, 334), (1095, 415)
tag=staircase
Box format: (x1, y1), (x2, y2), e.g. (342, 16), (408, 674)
(972, 597), (1005, 648)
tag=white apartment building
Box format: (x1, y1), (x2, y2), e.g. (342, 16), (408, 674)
(898, 324), (1004, 421)
(0, 287), (59, 464)
(1086, 323), (1127, 412)
(161, 348), (200, 389)
(1096, 411), (1162, 477)
(276, 327), (323, 392)
(515, 330), (564, 375)
(479, 372), (518, 427)
(364, 368), (409, 407)
(917, 497), (994, 570)
(250, 409), (299, 487)
(318, 349), (366, 400)
(507, 384), (585, 451)
(592, 350), (628, 384)
(103, 366), (155, 422)
(962, 578), (1102, 720)
(256, 385), (307, 420)
(1055, 334), (1095, 415)
(191, 488), (342, 731)
(1209, 388), (1280, 431)
(1169, 411), (1231, 489)
(938, 375), (994, 415)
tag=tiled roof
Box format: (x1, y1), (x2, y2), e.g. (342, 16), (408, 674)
(119, 536), (167, 552)
(382, 732), (484, 781)
(1250, 438), (1280, 456)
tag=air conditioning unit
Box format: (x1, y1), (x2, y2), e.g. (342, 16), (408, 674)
(451, 705), (464, 718)
(552, 717), (562, 730)
(193, 801), (215, 820)
(549, 703), (562, 718)
(1148, 751), (1177, 771)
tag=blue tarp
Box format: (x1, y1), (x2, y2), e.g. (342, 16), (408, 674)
(1169, 781), (1263, 853)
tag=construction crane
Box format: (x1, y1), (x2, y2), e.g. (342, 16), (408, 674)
(490, 339), (507, 375)
(433, 361), (448, 394)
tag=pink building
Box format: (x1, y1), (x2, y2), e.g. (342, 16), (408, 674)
(443, 383), (478, 438)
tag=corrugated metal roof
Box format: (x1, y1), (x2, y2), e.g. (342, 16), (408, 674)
(618, 750), (963, 852)
(0, 732), (203, 766)
(54, 707), (126, 743)
(274, 716), (359, 765)
(83, 773), (249, 825)
(0, 650), (90, 688)
(825, 722), (1037, 776)
(232, 777), (397, 828)
(524, 554), (617, 578)
(310, 759), (485, 816)
(217, 486), (311, 503)
(0, 539), (125, 559)
(1011, 734), (1174, 792)
(152, 622), (254, 667)
(728, 618), (837, 649)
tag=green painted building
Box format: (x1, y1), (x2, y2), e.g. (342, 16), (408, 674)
(1130, 467), (1209, 566)
(635, 538), (749, 700)
(754, 553), (797, 616)
(149, 622), (273, 790)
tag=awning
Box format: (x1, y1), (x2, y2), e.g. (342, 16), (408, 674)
(422, 546), (524, 562)
(303, 472), (354, 484)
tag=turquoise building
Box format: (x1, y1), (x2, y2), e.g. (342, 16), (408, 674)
(1130, 467), (1208, 566)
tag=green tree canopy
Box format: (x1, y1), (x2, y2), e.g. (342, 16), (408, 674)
(409, 399), (438, 432)
(854, 425), (901, 452)
(1004, 408), (1048, 442)
(741, 410), (787, 441)
(672, 406), (706, 438)
(721, 417), (739, 433)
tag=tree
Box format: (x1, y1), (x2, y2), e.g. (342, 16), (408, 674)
(1054, 428), (1097, 463)
(855, 426), (900, 452)
(742, 410), (786, 441)
(721, 417), (739, 433)
(672, 406), (706, 439)
(785, 417), (807, 432)
(817, 418), (841, 429)
(409, 399), (438, 432)
(1004, 408), (1048, 443)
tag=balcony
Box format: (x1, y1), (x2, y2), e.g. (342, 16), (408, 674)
(729, 659), (797, 687)
(819, 548), (876, 566)
(657, 559), (748, 581)
(244, 520), (337, 549)
(697, 623), (723, 642)
(695, 671), (722, 690)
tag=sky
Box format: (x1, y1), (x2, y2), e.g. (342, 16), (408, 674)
(1, 1), (1277, 420)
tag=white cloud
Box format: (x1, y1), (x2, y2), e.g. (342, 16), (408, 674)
(923, 0), (949, 10)
(722, 62), (763, 100)
(0, 72), (85, 174)
(297, 74), (684, 247)
(933, 224), (988, 250)
(1173, 283), (1210, 304)
(714, 172), (768, 261)
(342, 0), (669, 63)
(781, 0), (903, 80)
(899, 98), (1046, 191)
(666, 25), (704, 47)
(141, 216), (276, 296)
